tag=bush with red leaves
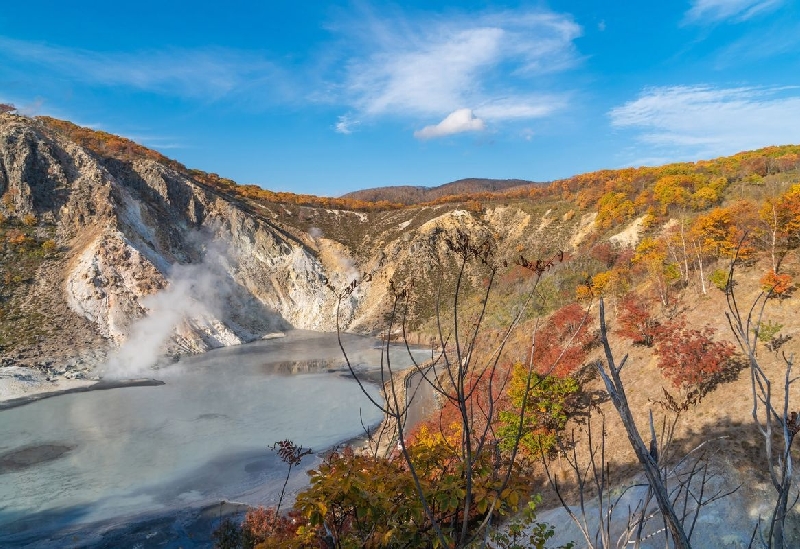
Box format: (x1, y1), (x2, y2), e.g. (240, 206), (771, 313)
(615, 294), (660, 347)
(533, 303), (594, 377)
(655, 320), (736, 388)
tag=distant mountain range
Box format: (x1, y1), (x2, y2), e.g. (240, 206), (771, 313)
(341, 178), (541, 205)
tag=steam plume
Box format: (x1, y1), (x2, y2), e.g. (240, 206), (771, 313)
(102, 263), (222, 379)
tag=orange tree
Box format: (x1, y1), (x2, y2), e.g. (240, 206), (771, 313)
(760, 270), (793, 298)
(759, 184), (800, 272)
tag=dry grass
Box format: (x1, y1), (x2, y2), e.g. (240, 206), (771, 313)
(537, 253), (800, 513)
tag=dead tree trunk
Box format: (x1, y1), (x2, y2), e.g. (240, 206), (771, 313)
(724, 257), (798, 549)
(596, 298), (692, 549)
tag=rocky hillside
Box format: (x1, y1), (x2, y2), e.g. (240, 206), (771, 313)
(0, 115), (575, 373)
(2, 112), (800, 380)
(0, 114), (353, 369)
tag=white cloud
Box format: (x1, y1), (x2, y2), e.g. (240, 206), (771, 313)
(334, 114), (359, 135)
(474, 96), (566, 121)
(684, 0), (784, 23)
(0, 36), (283, 100)
(337, 8), (580, 128)
(414, 109), (486, 139)
(609, 85), (800, 158)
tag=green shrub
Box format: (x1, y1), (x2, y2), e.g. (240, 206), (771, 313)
(709, 269), (730, 292)
(755, 320), (783, 343)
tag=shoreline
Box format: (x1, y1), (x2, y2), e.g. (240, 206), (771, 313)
(0, 340), (436, 548)
(0, 377), (166, 411)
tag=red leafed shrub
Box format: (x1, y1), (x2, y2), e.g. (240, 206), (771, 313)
(655, 321), (736, 388)
(407, 305), (592, 450)
(533, 303), (594, 377)
(590, 242), (617, 268)
(760, 270), (793, 297)
(615, 294), (660, 347)
(407, 364), (511, 449)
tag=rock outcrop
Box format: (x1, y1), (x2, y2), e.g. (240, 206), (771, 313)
(0, 113), (581, 370)
(0, 114), (361, 367)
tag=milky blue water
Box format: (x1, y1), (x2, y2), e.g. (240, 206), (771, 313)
(0, 331), (429, 546)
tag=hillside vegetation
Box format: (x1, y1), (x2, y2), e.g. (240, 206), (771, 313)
(340, 178), (539, 205)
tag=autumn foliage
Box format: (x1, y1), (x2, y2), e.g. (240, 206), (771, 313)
(290, 443), (527, 548)
(615, 293), (660, 346)
(655, 320), (736, 388)
(760, 270), (794, 297)
(531, 303), (593, 377)
(498, 366), (580, 456)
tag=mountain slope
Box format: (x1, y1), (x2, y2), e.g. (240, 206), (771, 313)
(340, 178), (538, 205)
(3, 112), (800, 378)
(0, 114), (360, 370)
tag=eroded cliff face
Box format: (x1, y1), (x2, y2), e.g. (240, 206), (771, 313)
(0, 113), (585, 369)
(0, 114), (363, 366)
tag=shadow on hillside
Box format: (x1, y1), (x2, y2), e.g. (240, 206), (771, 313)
(536, 414), (777, 510)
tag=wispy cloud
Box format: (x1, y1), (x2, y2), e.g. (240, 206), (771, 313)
(334, 114), (360, 135)
(713, 20), (800, 68)
(474, 95), (567, 121)
(0, 36), (283, 101)
(414, 109), (485, 139)
(609, 85), (800, 159)
(684, 0), (784, 24)
(333, 8), (580, 135)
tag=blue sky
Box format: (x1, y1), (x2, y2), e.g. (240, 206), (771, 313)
(1, 1), (798, 196)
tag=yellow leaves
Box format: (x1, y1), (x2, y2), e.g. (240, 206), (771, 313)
(575, 284), (594, 301)
(413, 422), (462, 451)
(591, 270), (613, 295)
(653, 175), (692, 213)
(690, 206), (749, 259)
(633, 237), (665, 264)
(691, 186), (718, 210)
(595, 191), (636, 229)
(575, 268), (629, 300)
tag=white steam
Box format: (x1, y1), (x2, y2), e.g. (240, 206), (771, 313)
(310, 227), (358, 281)
(102, 263), (222, 379)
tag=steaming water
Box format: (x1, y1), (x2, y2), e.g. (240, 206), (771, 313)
(0, 331), (429, 547)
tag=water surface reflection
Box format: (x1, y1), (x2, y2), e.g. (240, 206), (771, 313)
(0, 331), (428, 547)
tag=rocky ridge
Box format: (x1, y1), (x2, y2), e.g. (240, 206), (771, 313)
(0, 114), (583, 377)
(0, 114), (349, 372)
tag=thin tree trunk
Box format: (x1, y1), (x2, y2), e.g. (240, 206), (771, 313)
(597, 299), (692, 549)
(692, 242), (707, 295)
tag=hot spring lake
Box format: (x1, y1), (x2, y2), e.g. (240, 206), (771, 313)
(0, 331), (430, 547)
